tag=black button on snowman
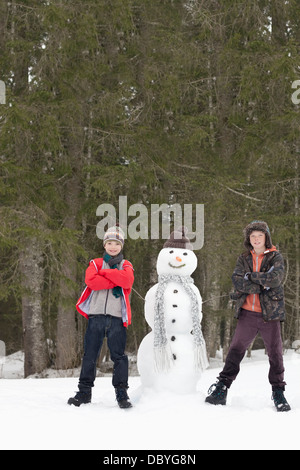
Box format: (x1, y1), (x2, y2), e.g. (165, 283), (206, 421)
(137, 227), (209, 394)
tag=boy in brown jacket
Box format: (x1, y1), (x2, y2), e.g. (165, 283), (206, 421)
(205, 221), (291, 412)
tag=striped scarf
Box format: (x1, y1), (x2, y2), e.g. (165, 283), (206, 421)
(153, 273), (209, 373)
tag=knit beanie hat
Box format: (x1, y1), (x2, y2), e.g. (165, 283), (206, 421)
(103, 224), (125, 247)
(163, 226), (193, 251)
(243, 220), (272, 251)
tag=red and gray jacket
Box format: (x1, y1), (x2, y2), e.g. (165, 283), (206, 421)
(76, 258), (134, 327)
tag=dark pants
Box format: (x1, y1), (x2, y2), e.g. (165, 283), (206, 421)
(79, 314), (128, 393)
(219, 309), (286, 390)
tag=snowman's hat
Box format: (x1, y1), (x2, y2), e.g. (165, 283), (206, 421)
(163, 226), (193, 251)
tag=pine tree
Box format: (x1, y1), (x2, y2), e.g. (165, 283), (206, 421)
(1, 0), (300, 369)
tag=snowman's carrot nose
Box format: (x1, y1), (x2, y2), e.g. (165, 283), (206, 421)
(176, 256), (182, 262)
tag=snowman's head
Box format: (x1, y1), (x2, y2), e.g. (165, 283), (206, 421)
(156, 247), (198, 277)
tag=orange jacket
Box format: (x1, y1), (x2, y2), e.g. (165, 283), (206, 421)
(242, 246), (277, 313)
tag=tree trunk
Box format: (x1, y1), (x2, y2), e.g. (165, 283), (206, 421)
(294, 154), (300, 339)
(0, 1), (7, 50)
(55, 259), (77, 370)
(55, 177), (79, 369)
(20, 238), (48, 377)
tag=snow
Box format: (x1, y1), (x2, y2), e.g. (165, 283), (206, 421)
(1, 349), (300, 450)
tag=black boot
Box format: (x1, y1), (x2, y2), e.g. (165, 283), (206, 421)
(205, 381), (228, 405)
(115, 386), (132, 409)
(272, 388), (291, 412)
(68, 390), (91, 407)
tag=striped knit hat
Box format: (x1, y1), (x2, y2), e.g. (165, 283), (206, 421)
(103, 224), (125, 247)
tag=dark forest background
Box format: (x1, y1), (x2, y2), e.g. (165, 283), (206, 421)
(0, 0), (299, 377)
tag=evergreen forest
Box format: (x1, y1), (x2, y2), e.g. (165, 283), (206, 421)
(0, 0), (300, 376)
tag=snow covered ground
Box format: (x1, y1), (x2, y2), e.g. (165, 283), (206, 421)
(1, 349), (300, 451)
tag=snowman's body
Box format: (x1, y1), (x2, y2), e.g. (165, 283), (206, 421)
(137, 246), (208, 394)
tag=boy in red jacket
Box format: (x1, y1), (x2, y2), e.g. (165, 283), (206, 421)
(68, 225), (134, 408)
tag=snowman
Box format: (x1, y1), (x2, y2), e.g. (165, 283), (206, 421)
(137, 227), (209, 394)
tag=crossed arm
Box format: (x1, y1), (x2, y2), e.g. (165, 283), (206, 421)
(85, 260), (134, 291)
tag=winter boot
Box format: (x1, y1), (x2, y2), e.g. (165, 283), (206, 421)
(205, 381), (228, 405)
(68, 390), (91, 407)
(272, 388), (291, 412)
(115, 386), (132, 409)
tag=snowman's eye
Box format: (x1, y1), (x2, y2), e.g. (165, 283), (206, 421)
(169, 250), (174, 254)
(183, 252), (188, 256)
